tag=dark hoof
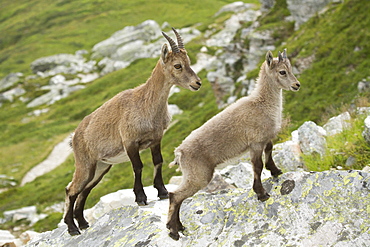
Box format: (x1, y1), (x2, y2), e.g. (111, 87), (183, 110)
(258, 193), (270, 202)
(79, 222), (89, 230)
(178, 225), (185, 232)
(158, 193), (169, 199)
(169, 231), (180, 241)
(272, 169), (283, 177)
(136, 200), (148, 206)
(68, 228), (81, 236)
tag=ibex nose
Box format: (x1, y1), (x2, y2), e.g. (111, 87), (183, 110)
(189, 80), (201, 91)
(291, 81), (300, 91)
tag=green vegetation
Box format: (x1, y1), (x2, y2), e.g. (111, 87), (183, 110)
(0, 0), (232, 232)
(282, 0), (370, 125)
(1, 0), (251, 78)
(0, 0), (369, 234)
(303, 114), (370, 171)
(245, 0), (370, 128)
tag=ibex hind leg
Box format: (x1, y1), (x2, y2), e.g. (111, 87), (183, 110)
(64, 162), (96, 235)
(167, 166), (213, 240)
(74, 162), (112, 230)
(264, 141), (283, 177)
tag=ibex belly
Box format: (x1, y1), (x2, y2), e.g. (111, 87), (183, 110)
(100, 138), (155, 165)
(101, 151), (130, 164)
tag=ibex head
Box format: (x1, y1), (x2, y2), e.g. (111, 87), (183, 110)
(265, 48), (301, 92)
(161, 28), (201, 91)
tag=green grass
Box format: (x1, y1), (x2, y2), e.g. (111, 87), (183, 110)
(1, 0), (370, 234)
(282, 0), (370, 125)
(0, 0), (225, 230)
(0, 62), (219, 232)
(0, 0), (241, 78)
(245, 0), (370, 129)
(303, 114), (370, 171)
(0, 0), (237, 232)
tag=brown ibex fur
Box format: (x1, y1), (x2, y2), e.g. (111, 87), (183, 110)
(166, 49), (300, 240)
(63, 28), (201, 236)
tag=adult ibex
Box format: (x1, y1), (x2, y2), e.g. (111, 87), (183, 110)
(166, 49), (300, 240)
(64, 28), (201, 235)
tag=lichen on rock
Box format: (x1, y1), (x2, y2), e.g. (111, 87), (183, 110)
(27, 170), (370, 247)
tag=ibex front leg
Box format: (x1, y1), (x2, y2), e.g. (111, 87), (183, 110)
(264, 141), (283, 177)
(250, 144), (270, 201)
(126, 143), (147, 205)
(151, 143), (168, 199)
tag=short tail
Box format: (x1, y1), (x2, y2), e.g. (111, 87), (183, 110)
(169, 151), (181, 171)
(69, 132), (75, 149)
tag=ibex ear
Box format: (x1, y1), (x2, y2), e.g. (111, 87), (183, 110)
(266, 51), (274, 68)
(161, 43), (170, 63)
(278, 51), (283, 63)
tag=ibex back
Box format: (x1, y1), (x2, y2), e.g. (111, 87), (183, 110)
(64, 28), (201, 236)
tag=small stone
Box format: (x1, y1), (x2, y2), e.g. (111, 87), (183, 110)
(345, 156), (356, 167)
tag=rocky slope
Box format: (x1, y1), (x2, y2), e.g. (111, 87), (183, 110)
(1, 0), (370, 246)
(1, 107), (368, 246)
(26, 169), (370, 247)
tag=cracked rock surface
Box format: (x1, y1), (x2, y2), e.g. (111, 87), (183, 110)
(27, 170), (370, 247)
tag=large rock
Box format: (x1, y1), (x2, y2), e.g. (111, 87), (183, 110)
(0, 174), (17, 188)
(323, 111), (351, 136)
(363, 116), (370, 145)
(83, 184), (179, 225)
(273, 140), (304, 172)
(214, 1), (255, 16)
(0, 230), (18, 247)
(246, 30), (276, 71)
(92, 20), (161, 59)
(297, 121), (327, 157)
(286, 0), (337, 30)
(3, 206), (47, 225)
(206, 7), (259, 47)
(357, 77), (370, 93)
(26, 84), (85, 108)
(0, 86), (26, 103)
(92, 20), (200, 75)
(259, 0), (276, 10)
(30, 52), (96, 76)
(27, 170), (370, 246)
(219, 162), (271, 189)
(204, 5), (261, 107)
(0, 72), (23, 91)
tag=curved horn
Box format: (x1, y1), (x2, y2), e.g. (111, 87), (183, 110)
(162, 31), (180, 53)
(283, 48), (287, 59)
(172, 27), (185, 50)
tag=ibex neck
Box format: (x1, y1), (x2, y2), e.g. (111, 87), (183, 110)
(142, 60), (172, 106)
(251, 64), (283, 129)
(254, 64), (283, 106)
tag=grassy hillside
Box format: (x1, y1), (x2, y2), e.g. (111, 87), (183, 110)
(0, 0), (242, 232)
(0, 0), (369, 234)
(259, 0), (370, 125)
(284, 0), (370, 125)
(0, 0), (248, 77)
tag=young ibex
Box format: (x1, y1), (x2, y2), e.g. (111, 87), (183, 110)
(166, 49), (300, 240)
(64, 28), (201, 236)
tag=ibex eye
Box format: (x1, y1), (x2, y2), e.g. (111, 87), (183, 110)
(279, 71), (286, 75)
(174, 64), (182, 69)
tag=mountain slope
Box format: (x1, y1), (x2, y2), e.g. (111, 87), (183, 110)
(282, 0), (370, 124)
(0, 0), (369, 235)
